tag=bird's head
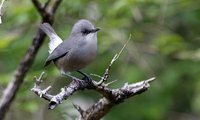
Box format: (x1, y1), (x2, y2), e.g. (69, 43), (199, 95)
(71, 19), (100, 36)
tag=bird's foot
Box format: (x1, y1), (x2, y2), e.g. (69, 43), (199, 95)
(81, 75), (92, 83)
(77, 70), (92, 83)
(61, 72), (82, 82)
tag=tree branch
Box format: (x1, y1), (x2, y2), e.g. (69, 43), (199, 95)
(50, 0), (62, 15)
(44, 0), (51, 9)
(31, 37), (155, 119)
(32, 0), (45, 17)
(0, 0), (62, 119)
(32, 72), (155, 119)
(97, 34), (131, 85)
(0, 0), (6, 24)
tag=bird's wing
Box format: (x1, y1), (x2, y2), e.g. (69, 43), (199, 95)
(40, 23), (63, 54)
(44, 40), (71, 67)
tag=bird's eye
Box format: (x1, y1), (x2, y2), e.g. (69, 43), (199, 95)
(82, 29), (90, 34)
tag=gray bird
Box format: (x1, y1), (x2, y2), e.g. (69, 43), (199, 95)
(40, 19), (100, 79)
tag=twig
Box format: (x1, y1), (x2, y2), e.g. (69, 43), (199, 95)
(31, 72), (53, 100)
(0, 0), (6, 24)
(97, 34), (132, 85)
(44, 0), (51, 9)
(73, 103), (84, 117)
(90, 73), (103, 79)
(50, 0), (62, 15)
(32, 0), (45, 17)
(104, 79), (118, 86)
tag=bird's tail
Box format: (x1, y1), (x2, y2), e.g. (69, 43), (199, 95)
(40, 23), (63, 54)
(40, 23), (57, 37)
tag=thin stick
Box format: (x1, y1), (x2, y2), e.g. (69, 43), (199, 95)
(98, 34), (132, 85)
(0, 0), (6, 24)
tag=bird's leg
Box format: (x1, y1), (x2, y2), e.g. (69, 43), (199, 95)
(61, 72), (82, 82)
(77, 70), (92, 83)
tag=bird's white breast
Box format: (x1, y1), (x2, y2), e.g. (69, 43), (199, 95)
(68, 33), (97, 68)
(85, 33), (97, 46)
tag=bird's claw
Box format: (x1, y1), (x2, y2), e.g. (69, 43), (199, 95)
(81, 75), (92, 83)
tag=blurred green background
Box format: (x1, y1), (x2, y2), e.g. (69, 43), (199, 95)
(1, 0), (200, 120)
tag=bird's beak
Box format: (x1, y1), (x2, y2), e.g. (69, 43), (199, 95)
(92, 28), (100, 33)
(95, 28), (100, 32)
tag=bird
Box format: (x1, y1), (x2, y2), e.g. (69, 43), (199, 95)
(40, 19), (100, 80)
